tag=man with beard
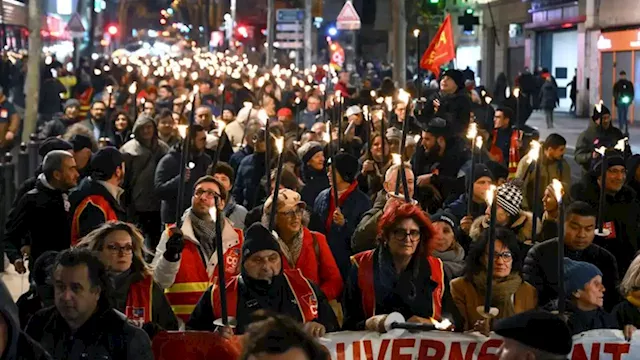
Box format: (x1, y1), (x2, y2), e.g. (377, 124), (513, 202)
(423, 69), (472, 137)
(121, 114), (170, 252)
(570, 150), (640, 278)
(78, 101), (114, 144)
(575, 105), (627, 173)
(186, 223), (338, 337)
(5, 151), (79, 274)
(70, 147), (127, 245)
(411, 117), (469, 213)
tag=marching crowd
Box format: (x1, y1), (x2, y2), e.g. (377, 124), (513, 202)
(1, 52), (640, 360)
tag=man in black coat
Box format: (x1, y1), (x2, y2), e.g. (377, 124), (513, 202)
(154, 124), (212, 225)
(25, 248), (153, 360)
(570, 151), (639, 277)
(574, 105), (627, 173)
(411, 117), (470, 213)
(5, 150), (79, 274)
(186, 223), (339, 336)
(423, 69), (471, 137)
(523, 201), (620, 311)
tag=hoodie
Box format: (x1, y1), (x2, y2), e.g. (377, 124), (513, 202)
(0, 280), (52, 360)
(120, 115), (170, 213)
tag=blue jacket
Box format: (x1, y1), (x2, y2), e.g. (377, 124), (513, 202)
(232, 152), (267, 210)
(310, 187), (371, 281)
(229, 146), (253, 174)
(445, 193), (487, 221)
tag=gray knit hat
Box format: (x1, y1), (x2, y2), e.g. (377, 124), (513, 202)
(496, 182), (523, 216)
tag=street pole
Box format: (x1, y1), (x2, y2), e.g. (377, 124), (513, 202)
(266, 0), (276, 67)
(204, 0), (210, 48)
(87, 0), (97, 56)
(230, 0), (237, 50)
(414, 29), (421, 97)
(392, 0), (407, 88)
(304, 0), (312, 69)
(0, 0), (8, 49)
(23, 0), (42, 143)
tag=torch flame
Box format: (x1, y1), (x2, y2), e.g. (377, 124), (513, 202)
(370, 90), (377, 98)
(295, 97), (301, 105)
(398, 89), (410, 105)
(392, 153), (402, 166)
(106, 85), (113, 94)
(376, 97), (384, 104)
(429, 317), (453, 330)
(595, 100), (603, 113)
(177, 125), (188, 139)
(485, 96), (492, 105)
(323, 122), (331, 143)
(217, 120), (227, 136)
(466, 122), (477, 140)
(128, 82), (137, 95)
(526, 140), (541, 164)
(243, 102), (253, 109)
(475, 136), (483, 149)
(414, 134), (421, 144)
(486, 185), (497, 206)
(513, 87), (520, 98)
(187, 162), (196, 169)
(615, 137), (628, 152)
(275, 136), (284, 154)
(552, 179), (563, 203)
(595, 146), (607, 156)
(319, 83), (326, 93)
(257, 109), (268, 125)
(384, 97), (393, 112)
(208, 206), (218, 223)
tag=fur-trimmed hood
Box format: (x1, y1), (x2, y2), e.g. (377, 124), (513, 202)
(469, 210), (540, 244)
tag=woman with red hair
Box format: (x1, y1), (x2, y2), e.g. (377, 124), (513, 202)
(342, 199), (462, 331)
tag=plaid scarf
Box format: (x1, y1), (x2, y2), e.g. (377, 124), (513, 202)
(277, 230), (304, 267)
(189, 209), (216, 260)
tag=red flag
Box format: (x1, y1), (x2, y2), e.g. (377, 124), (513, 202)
(420, 14), (456, 77)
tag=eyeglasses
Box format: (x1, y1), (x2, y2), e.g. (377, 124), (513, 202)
(194, 189), (221, 200)
(390, 228), (421, 241)
(278, 208), (304, 219)
(493, 251), (513, 261)
(106, 244), (133, 255)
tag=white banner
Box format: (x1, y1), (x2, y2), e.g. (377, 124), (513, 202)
(319, 330), (637, 360)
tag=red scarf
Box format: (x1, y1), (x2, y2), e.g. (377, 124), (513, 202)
(325, 181), (359, 233)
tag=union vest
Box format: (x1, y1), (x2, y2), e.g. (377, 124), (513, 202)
(164, 240), (210, 322)
(125, 274), (153, 328)
(490, 128), (521, 178)
(209, 229), (244, 285)
(77, 87), (94, 120)
(212, 269), (319, 323)
(350, 249), (445, 320)
(71, 195), (119, 246)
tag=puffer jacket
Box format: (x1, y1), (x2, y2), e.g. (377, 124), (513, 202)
(469, 211), (540, 258)
(120, 115), (170, 213)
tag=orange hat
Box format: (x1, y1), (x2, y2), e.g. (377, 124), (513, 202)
(277, 107), (293, 118)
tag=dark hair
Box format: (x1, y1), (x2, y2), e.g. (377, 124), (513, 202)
(32, 251), (59, 286)
(193, 175), (228, 201)
(110, 110), (132, 130)
(620, 71), (627, 76)
(155, 109), (173, 123)
(189, 124), (205, 139)
(208, 161), (235, 184)
(496, 107), (514, 121)
(464, 227), (522, 281)
(54, 248), (112, 307)
(160, 84), (174, 95)
(240, 311), (328, 360)
(543, 133), (566, 150)
(566, 201), (597, 219)
(90, 100), (106, 109)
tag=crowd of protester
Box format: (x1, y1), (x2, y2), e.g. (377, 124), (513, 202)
(1, 52), (639, 359)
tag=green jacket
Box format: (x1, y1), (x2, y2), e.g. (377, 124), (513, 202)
(516, 152), (572, 210)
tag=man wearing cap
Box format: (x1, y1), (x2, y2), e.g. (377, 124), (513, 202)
(153, 176), (243, 323)
(563, 258), (636, 338)
(345, 105), (368, 143)
(423, 69), (472, 137)
(276, 107), (300, 141)
(570, 150), (639, 277)
(69, 147), (127, 245)
(494, 310), (572, 360)
(5, 150), (79, 274)
(412, 117), (469, 213)
(262, 189), (343, 301)
(352, 162), (415, 253)
(445, 163), (493, 235)
(524, 201), (620, 311)
(310, 152), (371, 280)
(38, 99), (81, 139)
(186, 223), (339, 337)
(575, 104), (626, 173)
(298, 141), (329, 207)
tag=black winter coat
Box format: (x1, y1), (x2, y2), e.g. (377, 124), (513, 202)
(154, 148), (212, 224)
(523, 238), (620, 311)
(570, 175), (640, 277)
(424, 90), (472, 136)
(566, 302), (620, 335)
(300, 165), (330, 208)
(574, 123), (626, 173)
(186, 274), (339, 334)
(5, 176), (72, 268)
(25, 305), (153, 360)
(232, 152), (267, 210)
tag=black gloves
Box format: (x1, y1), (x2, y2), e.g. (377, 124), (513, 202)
(163, 227), (184, 262)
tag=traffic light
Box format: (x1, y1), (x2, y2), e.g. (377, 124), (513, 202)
(420, 0), (444, 15)
(107, 24), (118, 36)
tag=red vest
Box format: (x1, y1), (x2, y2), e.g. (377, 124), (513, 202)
(77, 87), (94, 120)
(209, 229), (244, 285)
(212, 269), (319, 323)
(71, 195), (119, 246)
(126, 274), (153, 328)
(351, 249), (445, 320)
(164, 241), (210, 322)
(490, 129), (521, 178)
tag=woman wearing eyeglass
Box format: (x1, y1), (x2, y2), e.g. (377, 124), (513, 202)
(76, 221), (179, 336)
(342, 199), (462, 332)
(450, 227), (537, 333)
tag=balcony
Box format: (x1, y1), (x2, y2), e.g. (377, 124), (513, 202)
(527, 0), (579, 12)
